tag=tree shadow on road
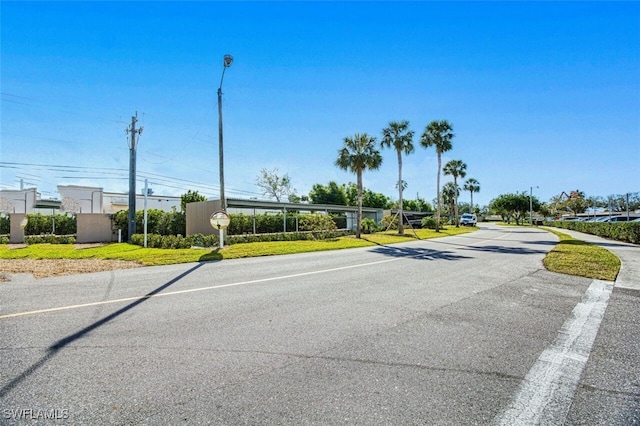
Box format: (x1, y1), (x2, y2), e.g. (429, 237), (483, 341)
(0, 262), (205, 398)
(369, 245), (471, 261)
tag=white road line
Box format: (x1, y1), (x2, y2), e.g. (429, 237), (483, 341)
(0, 256), (402, 320)
(493, 279), (613, 426)
(1, 228), (520, 320)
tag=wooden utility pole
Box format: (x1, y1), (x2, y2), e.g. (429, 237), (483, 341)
(127, 113), (142, 242)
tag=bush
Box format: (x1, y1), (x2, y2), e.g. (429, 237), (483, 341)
(544, 221), (640, 244)
(299, 214), (338, 232)
(381, 214), (398, 230)
(130, 233), (219, 249)
(24, 234), (76, 245)
(421, 216), (437, 229)
(129, 229), (352, 249)
(0, 216), (9, 234)
(0, 235), (9, 244)
(22, 213), (77, 236)
(360, 218), (379, 234)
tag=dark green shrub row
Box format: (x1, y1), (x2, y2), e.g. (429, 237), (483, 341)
(130, 233), (218, 249)
(24, 234), (76, 245)
(227, 230), (351, 244)
(0, 216), (9, 234)
(114, 210), (347, 237)
(130, 229), (352, 249)
(114, 209), (186, 238)
(227, 212), (345, 235)
(545, 221), (640, 244)
(20, 213), (77, 236)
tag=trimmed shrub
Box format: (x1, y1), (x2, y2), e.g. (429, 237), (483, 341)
(421, 216), (437, 229)
(544, 221), (640, 244)
(360, 218), (380, 234)
(299, 214), (338, 232)
(130, 233), (219, 249)
(24, 234), (76, 245)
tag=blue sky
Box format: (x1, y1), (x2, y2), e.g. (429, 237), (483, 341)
(1, 1), (638, 208)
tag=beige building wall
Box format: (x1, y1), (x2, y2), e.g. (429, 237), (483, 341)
(186, 200), (223, 236)
(9, 213), (27, 243)
(76, 214), (115, 243)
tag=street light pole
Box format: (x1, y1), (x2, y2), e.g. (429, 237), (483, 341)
(217, 54), (233, 212)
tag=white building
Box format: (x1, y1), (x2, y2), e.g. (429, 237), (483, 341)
(0, 185), (181, 215)
(0, 188), (58, 214)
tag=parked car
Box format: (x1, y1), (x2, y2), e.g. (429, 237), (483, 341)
(607, 215), (640, 222)
(460, 213), (477, 226)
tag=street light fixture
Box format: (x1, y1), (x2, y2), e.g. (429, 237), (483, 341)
(217, 54), (233, 212)
(530, 186), (539, 226)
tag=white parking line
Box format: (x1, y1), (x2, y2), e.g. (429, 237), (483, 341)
(493, 279), (613, 425)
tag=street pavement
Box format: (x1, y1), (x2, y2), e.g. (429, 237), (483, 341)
(0, 224), (638, 425)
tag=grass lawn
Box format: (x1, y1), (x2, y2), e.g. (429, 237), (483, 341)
(542, 227), (620, 281)
(0, 226), (476, 266)
(1, 225), (620, 282)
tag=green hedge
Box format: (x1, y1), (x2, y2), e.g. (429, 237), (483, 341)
(544, 221), (640, 244)
(130, 233), (218, 249)
(24, 234), (76, 245)
(130, 229), (352, 249)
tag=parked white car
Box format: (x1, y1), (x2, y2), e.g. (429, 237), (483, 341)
(460, 213), (477, 226)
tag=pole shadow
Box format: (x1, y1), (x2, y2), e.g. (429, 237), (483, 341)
(0, 262), (205, 398)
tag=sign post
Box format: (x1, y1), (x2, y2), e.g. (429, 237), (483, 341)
(209, 211), (230, 249)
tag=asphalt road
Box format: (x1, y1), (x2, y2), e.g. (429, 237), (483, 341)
(1, 224), (638, 425)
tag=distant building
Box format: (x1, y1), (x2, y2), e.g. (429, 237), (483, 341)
(0, 188), (59, 214)
(0, 185), (181, 215)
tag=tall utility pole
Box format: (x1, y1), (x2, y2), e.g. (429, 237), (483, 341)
(218, 54), (233, 212)
(127, 113), (143, 242)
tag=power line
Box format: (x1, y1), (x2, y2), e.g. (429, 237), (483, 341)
(0, 160), (263, 198)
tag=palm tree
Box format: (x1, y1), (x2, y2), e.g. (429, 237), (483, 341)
(336, 133), (383, 238)
(463, 178), (480, 214)
(420, 120), (454, 232)
(443, 159), (467, 227)
(381, 120), (414, 235)
(441, 181), (459, 223)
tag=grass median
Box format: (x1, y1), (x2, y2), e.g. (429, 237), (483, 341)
(541, 227), (620, 281)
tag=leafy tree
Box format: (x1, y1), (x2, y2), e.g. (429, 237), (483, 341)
(308, 181), (348, 205)
(443, 159), (467, 226)
(421, 120), (454, 231)
(463, 178), (480, 214)
(381, 120), (415, 235)
(489, 192), (540, 225)
(345, 183), (392, 209)
(402, 197), (433, 212)
(288, 194), (308, 204)
(335, 133), (383, 238)
(181, 190), (206, 213)
(549, 190), (589, 216)
(256, 168), (295, 202)
(606, 192), (640, 212)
